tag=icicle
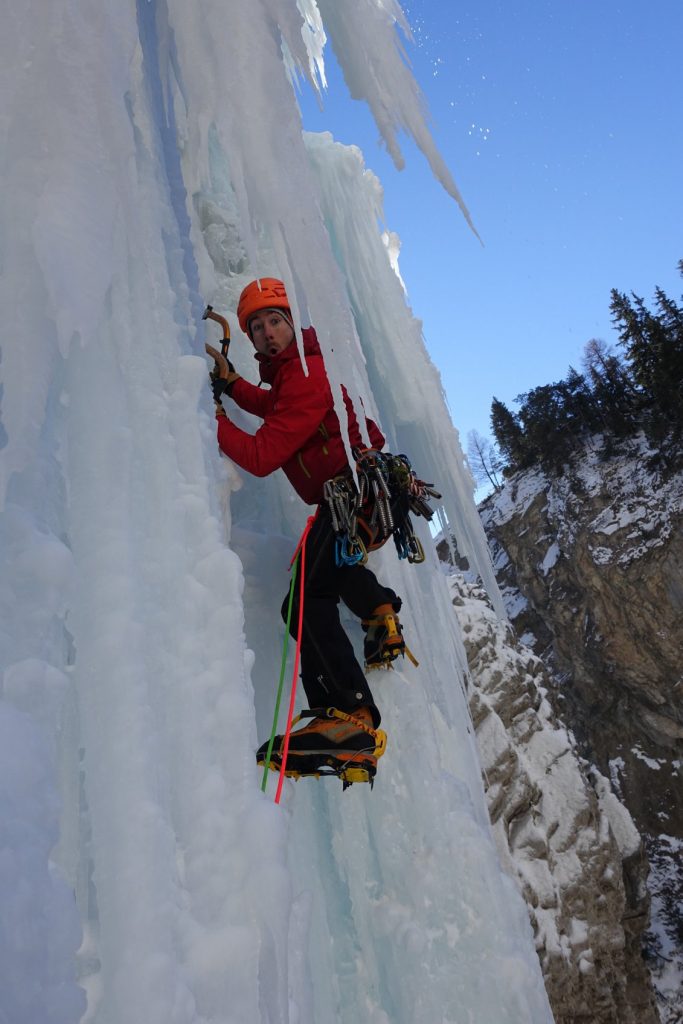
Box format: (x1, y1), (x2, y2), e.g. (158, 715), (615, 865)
(315, 0), (481, 239)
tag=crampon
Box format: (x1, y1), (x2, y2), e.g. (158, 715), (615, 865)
(362, 604), (418, 671)
(256, 707), (387, 790)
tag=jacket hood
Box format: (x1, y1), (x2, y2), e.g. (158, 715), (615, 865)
(254, 326), (320, 386)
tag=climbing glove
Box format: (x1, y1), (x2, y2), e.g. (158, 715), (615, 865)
(211, 371), (238, 402)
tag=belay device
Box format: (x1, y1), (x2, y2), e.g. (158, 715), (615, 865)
(324, 447), (441, 568)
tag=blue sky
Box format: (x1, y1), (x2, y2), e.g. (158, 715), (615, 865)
(298, 0), (683, 447)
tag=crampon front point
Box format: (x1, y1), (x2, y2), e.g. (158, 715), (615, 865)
(362, 606), (419, 671)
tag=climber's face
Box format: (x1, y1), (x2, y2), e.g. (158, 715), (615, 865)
(249, 311), (295, 357)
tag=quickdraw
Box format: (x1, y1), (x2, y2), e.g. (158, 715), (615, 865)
(324, 448), (441, 567)
(323, 476), (367, 566)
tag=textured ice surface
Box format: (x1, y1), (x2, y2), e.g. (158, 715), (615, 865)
(0, 3), (551, 1022)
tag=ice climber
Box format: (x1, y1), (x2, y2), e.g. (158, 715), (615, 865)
(205, 277), (410, 785)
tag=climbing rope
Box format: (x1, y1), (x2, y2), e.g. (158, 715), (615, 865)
(260, 557), (298, 793)
(272, 514), (317, 804)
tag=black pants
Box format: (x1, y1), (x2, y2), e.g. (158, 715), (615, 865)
(281, 509), (400, 728)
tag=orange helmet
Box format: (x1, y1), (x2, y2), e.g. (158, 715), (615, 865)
(237, 278), (292, 335)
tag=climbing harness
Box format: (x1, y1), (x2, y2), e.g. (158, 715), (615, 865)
(324, 448), (441, 568)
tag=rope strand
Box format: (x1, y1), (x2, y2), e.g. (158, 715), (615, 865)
(274, 514), (316, 804)
(260, 558), (298, 792)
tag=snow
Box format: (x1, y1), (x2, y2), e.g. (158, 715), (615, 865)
(0, 4), (552, 1023)
(589, 769), (641, 859)
(539, 541), (560, 575)
(588, 545), (614, 566)
(483, 434), (683, 571)
(609, 757), (627, 797)
(631, 746), (667, 771)
(482, 469), (548, 526)
(645, 833), (683, 1019)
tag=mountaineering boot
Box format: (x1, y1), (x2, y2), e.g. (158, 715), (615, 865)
(256, 706), (387, 787)
(362, 604), (418, 670)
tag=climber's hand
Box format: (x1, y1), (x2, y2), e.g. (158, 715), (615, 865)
(211, 376), (233, 403)
(205, 343), (231, 378)
(206, 343), (241, 403)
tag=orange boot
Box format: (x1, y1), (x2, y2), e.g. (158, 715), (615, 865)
(256, 706), (387, 787)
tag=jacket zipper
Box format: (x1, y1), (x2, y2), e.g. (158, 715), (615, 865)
(297, 452), (312, 478)
(297, 422), (331, 478)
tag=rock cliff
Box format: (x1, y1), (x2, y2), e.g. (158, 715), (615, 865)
(477, 434), (683, 1021)
(450, 574), (658, 1023)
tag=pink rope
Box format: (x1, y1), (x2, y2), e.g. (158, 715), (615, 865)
(274, 514), (316, 804)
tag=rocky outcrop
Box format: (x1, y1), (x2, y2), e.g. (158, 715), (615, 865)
(452, 574), (658, 1023)
(479, 435), (683, 1021)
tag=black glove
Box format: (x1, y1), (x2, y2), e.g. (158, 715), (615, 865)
(210, 358), (241, 403)
(211, 375), (233, 402)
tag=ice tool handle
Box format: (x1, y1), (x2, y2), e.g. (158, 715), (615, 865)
(203, 304), (231, 397)
(203, 304), (230, 352)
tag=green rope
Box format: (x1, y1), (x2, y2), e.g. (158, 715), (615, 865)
(260, 554), (299, 792)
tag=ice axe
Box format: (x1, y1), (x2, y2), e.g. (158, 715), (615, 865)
(203, 304), (231, 401)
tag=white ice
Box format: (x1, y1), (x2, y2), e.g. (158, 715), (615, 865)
(0, 3), (552, 1022)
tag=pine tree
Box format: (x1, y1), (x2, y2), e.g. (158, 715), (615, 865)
(490, 398), (526, 470)
(563, 366), (599, 440)
(581, 338), (637, 437)
(516, 382), (573, 473)
(610, 263), (683, 449)
(486, 261), (683, 476)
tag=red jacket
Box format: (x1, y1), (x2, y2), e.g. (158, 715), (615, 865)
(216, 327), (384, 504)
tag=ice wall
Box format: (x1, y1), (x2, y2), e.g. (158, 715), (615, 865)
(304, 131), (503, 613)
(1, 2), (552, 1022)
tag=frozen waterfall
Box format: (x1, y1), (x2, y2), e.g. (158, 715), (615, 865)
(0, 3), (553, 1022)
